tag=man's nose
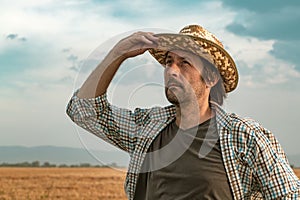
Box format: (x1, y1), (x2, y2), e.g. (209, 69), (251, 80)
(165, 63), (180, 77)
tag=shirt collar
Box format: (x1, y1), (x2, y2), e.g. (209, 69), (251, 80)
(150, 101), (232, 131)
(210, 101), (232, 131)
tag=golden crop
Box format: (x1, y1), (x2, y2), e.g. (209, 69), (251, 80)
(0, 167), (299, 200)
(0, 167), (127, 200)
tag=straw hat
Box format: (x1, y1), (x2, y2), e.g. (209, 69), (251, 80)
(148, 24), (238, 93)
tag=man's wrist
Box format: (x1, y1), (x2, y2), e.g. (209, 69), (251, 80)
(109, 45), (128, 62)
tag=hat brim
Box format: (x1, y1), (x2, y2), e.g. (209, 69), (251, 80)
(148, 33), (238, 93)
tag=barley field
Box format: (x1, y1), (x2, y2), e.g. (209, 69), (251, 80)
(295, 169), (300, 178)
(0, 167), (299, 200)
(0, 167), (127, 200)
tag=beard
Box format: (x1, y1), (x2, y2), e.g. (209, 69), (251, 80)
(165, 82), (206, 106)
(165, 87), (180, 105)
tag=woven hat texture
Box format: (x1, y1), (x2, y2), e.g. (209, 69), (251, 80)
(149, 25), (238, 93)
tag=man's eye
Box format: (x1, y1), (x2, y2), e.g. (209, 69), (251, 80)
(182, 60), (190, 66)
(165, 60), (172, 64)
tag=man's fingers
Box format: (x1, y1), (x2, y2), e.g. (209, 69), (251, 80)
(140, 35), (154, 45)
(115, 31), (159, 58)
(144, 32), (159, 43)
(132, 32), (158, 45)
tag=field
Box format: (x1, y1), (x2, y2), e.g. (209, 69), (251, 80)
(0, 168), (299, 200)
(295, 168), (300, 178)
(0, 167), (127, 200)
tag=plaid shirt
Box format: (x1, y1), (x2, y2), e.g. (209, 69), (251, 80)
(66, 91), (300, 200)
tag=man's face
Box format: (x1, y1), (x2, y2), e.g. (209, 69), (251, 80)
(164, 50), (207, 105)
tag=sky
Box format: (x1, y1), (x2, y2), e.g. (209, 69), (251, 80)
(1, 0), (300, 158)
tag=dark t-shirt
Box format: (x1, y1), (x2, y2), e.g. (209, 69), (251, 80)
(133, 117), (233, 200)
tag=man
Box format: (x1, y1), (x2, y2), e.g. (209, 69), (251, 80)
(66, 25), (300, 199)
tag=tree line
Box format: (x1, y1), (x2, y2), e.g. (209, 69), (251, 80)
(0, 161), (119, 168)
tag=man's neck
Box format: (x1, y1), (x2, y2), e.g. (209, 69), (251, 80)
(175, 100), (214, 130)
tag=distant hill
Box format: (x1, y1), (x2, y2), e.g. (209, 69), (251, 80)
(287, 154), (300, 168)
(0, 146), (299, 168)
(0, 146), (129, 167)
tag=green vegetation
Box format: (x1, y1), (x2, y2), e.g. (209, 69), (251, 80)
(0, 161), (119, 168)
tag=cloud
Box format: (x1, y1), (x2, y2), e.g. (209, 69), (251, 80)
(225, 9), (300, 41)
(62, 48), (71, 53)
(270, 41), (300, 69)
(19, 37), (27, 42)
(221, 0), (299, 13)
(5, 33), (27, 42)
(67, 54), (78, 62)
(6, 34), (18, 40)
(222, 0), (300, 71)
(216, 33), (295, 88)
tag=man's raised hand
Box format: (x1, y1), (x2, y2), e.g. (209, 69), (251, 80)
(112, 31), (159, 59)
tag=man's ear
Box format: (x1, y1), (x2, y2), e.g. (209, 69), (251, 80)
(206, 71), (220, 88)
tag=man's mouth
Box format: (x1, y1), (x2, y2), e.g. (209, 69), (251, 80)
(166, 81), (182, 89)
(166, 78), (182, 88)
(168, 84), (179, 87)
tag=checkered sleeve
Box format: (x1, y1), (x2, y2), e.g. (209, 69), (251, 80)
(66, 90), (150, 154)
(253, 123), (300, 199)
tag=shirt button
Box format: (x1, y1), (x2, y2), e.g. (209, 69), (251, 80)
(239, 152), (248, 166)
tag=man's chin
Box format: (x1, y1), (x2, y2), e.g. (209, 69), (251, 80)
(165, 89), (184, 105)
(167, 98), (179, 105)
(165, 93), (179, 105)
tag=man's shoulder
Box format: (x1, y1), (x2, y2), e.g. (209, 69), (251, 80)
(214, 104), (266, 141)
(228, 112), (262, 132)
(226, 111), (281, 147)
(213, 103), (262, 134)
(133, 104), (176, 121)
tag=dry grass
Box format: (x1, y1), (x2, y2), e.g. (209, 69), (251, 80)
(0, 167), (299, 200)
(294, 168), (300, 179)
(0, 167), (127, 200)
